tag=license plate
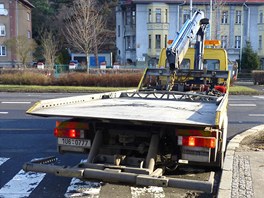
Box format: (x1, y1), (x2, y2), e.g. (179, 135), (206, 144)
(58, 138), (91, 148)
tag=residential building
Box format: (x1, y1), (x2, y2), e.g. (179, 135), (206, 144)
(116, 0), (264, 69)
(0, 0), (34, 67)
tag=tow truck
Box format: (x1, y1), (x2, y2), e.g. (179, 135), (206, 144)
(23, 10), (230, 193)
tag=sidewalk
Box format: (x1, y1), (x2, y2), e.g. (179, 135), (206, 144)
(218, 125), (264, 198)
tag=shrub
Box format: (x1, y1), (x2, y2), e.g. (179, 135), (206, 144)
(0, 72), (53, 85)
(252, 70), (264, 85)
(56, 72), (142, 87)
(0, 69), (143, 87)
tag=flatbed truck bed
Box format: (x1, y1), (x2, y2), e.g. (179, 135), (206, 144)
(27, 90), (225, 127)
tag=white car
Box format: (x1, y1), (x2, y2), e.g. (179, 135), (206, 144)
(69, 60), (78, 70)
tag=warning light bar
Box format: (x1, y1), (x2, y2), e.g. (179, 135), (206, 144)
(178, 136), (216, 148)
(204, 40), (221, 46)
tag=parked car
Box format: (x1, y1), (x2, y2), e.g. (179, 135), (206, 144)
(69, 60), (79, 70)
(37, 62), (45, 69)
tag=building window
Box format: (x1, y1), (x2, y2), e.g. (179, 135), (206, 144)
(235, 10), (241, 24)
(132, 35), (136, 49)
(183, 10), (190, 24)
(259, 35), (262, 49)
(27, 12), (30, 21)
(118, 25), (120, 37)
(156, 8), (161, 23)
(155, 35), (161, 49)
(0, 4), (7, 16)
(235, 36), (241, 49)
(221, 11), (228, 24)
(165, 9), (168, 23)
(260, 12), (263, 24)
(126, 9), (131, 25)
(148, 9), (152, 23)
(27, 30), (31, 38)
(221, 35), (228, 48)
(0, 24), (6, 36)
(0, 45), (6, 56)
(149, 35), (151, 49)
(132, 11), (136, 25)
(126, 36), (131, 50)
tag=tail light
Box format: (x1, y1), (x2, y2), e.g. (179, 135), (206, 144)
(54, 128), (81, 138)
(54, 120), (89, 139)
(178, 136), (216, 148)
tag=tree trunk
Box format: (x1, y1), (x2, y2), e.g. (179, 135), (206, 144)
(86, 52), (90, 74)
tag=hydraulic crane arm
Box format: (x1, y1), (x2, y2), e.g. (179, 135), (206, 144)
(166, 10), (209, 71)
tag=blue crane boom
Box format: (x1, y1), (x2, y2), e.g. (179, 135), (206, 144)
(166, 10), (209, 71)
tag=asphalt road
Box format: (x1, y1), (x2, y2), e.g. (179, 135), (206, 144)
(0, 92), (264, 198)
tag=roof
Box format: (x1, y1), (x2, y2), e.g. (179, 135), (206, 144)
(19, 0), (34, 8)
(131, 0), (264, 4)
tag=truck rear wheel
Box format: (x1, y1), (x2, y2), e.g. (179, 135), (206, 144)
(215, 116), (228, 169)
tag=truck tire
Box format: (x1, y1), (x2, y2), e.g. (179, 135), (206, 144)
(215, 116), (228, 169)
(216, 150), (224, 170)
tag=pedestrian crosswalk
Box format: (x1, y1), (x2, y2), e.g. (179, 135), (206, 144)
(0, 157), (169, 198)
(0, 169), (45, 198)
(64, 178), (101, 198)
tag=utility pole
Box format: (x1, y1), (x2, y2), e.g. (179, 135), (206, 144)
(190, 0), (193, 18)
(209, 0), (212, 40)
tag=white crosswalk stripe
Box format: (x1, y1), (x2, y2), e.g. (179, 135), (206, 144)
(0, 157), (102, 198)
(65, 178), (101, 198)
(0, 170), (46, 198)
(0, 157), (9, 166)
(131, 186), (165, 198)
(0, 157), (168, 197)
(0, 157), (46, 198)
(253, 96), (264, 99)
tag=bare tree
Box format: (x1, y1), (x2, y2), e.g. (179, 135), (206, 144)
(91, 13), (106, 67)
(40, 29), (59, 69)
(4, 36), (37, 68)
(64, 0), (105, 73)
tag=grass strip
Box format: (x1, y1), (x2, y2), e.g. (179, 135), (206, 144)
(0, 84), (263, 95)
(229, 85), (262, 95)
(0, 85), (131, 93)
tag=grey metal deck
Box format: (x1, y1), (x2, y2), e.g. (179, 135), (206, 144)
(27, 91), (218, 127)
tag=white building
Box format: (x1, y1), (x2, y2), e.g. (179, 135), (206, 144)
(116, 0), (264, 69)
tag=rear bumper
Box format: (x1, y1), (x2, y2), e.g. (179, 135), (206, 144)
(23, 161), (214, 193)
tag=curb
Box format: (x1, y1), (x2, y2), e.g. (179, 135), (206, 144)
(217, 124), (264, 197)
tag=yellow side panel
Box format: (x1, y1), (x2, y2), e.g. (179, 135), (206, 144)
(157, 47), (228, 71)
(158, 48), (167, 68)
(183, 48), (228, 71)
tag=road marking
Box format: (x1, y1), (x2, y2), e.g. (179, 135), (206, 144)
(131, 186), (165, 198)
(64, 159), (101, 198)
(229, 104), (256, 107)
(64, 178), (101, 198)
(1, 102), (31, 104)
(0, 112), (8, 114)
(0, 170), (45, 198)
(0, 157), (9, 166)
(229, 99), (258, 101)
(249, 114), (264, 117)
(253, 96), (264, 98)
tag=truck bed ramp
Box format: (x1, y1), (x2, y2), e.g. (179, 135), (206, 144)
(27, 90), (222, 127)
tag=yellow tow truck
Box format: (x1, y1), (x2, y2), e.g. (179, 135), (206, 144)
(23, 10), (230, 193)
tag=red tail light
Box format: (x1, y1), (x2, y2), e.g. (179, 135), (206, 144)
(54, 128), (81, 138)
(179, 136), (216, 148)
(54, 120), (89, 138)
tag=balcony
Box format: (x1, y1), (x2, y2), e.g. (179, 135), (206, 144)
(124, 24), (136, 36)
(147, 23), (169, 31)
